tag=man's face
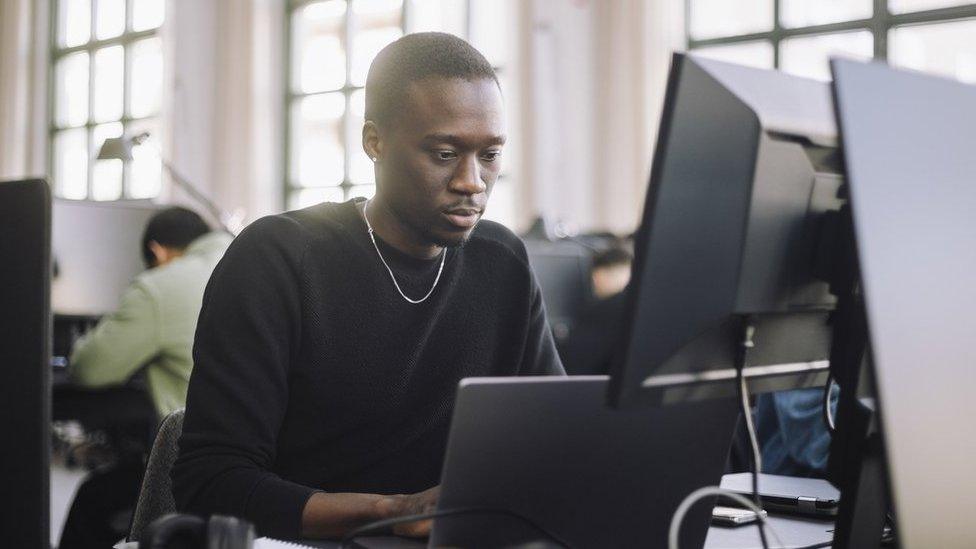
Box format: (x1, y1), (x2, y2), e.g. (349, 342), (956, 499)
(373, 77), (506, 248)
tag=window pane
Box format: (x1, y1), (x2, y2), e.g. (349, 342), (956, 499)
(129, 37), (163, 118)
(58, 0), (91, 48)
(91, 122), (124, 200)
(406, 0), (466, 35)
(350, 0), (403, 86)
(890, 20), (976, 84)
(55, 52), (90, 128)
(125, 119), (161, 198)
(289, 187), (345, 210)
(780, 31), (874, 81)
(348, 184), (376, 200)
(890, 0), (976, 13)
(291, 93), (346, 187)
(95, 0), (126, 40)
(53, 129), (89, 200)
(293, 1), (347, 93)
(692, 41), (774, 69)
(780, 0), (872, 28)
(131, 0), (165, 31)
(483, 179), (514, 229)
(689, 0), (773, 40)
(469, 0), (514, 66)
(93, 46), (124, 123)
(347, 90), (374, 184)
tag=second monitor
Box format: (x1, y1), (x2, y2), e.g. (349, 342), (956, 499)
(609, 53), (844, 408)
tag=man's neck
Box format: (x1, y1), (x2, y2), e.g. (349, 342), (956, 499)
(360, 198), (443, 260)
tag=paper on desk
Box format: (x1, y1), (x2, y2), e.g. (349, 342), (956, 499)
(256, 537), (318, 548)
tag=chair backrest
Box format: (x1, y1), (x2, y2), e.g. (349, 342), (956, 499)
(128, 408), (185, 542)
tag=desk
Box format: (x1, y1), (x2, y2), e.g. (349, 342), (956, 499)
(270, 513), (835, 549)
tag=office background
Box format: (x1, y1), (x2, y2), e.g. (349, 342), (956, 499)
(2, 0), (974, 235)
(1, 0), (975, 546)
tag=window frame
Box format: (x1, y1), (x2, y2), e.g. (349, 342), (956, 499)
(48, 0), (165, 201)
(685, 0), (976, 66)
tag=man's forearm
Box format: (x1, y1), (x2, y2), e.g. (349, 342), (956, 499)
(300, 491), (386, 539)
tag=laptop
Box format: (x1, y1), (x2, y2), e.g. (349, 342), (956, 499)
(720, 473), (840, 517)
(427, 376), (740, 548)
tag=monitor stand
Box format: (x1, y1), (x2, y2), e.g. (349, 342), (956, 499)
(818, 201), (890, 549)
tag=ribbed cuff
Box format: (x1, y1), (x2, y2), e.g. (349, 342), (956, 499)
(246, 474), (318, 540)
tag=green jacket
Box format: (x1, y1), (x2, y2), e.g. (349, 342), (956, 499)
(69, 231), (233, 417)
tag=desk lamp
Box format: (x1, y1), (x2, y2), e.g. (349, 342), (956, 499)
(98, 132), (243, 235)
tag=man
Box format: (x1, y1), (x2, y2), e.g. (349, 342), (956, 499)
(60, 207), (231, 549)
(69, 206), (232, 417)
(172, 33), (565, 540)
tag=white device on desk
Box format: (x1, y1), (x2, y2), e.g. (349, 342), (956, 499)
(52, 199), (158, 316)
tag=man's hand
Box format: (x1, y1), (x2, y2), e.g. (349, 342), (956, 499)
(374, 485), (441, 538)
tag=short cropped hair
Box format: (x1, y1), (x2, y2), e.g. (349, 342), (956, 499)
(141, 207), (211, 267)
(365, 32), (498, 126)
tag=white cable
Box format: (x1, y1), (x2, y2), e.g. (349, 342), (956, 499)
(740, 374), (763, 480)
(668, 486), (786, 549)
(824, 377), (837, 431)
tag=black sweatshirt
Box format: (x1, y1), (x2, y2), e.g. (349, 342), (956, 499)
(171, 199), (565, 539)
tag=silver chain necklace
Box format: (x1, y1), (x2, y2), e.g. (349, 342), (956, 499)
(363, 199), (446, 304)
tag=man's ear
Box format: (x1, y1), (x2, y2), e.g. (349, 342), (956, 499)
(147, 240), (166, 268)
(363, 120), (383, 162)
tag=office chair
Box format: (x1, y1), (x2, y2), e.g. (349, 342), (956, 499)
(128, 408), (185, 543)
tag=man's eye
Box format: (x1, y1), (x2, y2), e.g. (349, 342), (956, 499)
(481, 151), (502, 162)
(435, 150), (457, 161)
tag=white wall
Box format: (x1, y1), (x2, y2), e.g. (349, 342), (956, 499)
(517, 0), (685, 235)
(0, 0), (48, 180)
(164, 0), (284, 226)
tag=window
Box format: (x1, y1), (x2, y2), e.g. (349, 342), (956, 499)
(285, 0), (518, 226)
(687, 0), (976, 82)
(50, 0), (166, 201)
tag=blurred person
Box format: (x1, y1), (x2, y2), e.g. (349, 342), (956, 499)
(755, 387), (838, 477)
(560, 242), (633, 375)
(68, 206), (232, 417)
(172, 33), (564, 542)
(60, 206), (232, 549)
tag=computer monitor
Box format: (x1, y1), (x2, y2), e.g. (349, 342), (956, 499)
(52, 199), (159, 316)
(0, 179), (51, 547)
(608, 53), (843, 408)
(523, 239), (592, 343)
(832, 58), (976, 549)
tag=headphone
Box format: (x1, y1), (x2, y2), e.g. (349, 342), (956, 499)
(140, 514), (255, 549)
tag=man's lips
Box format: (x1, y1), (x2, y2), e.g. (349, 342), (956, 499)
(443, 208), (483, 229)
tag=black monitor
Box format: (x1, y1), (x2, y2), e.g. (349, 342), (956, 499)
(0, 179), (52, 547)
(523, 239), (592, 343)
(608, 53), (843, 408)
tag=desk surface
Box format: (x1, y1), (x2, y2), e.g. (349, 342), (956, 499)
(271, 512), (834, 549)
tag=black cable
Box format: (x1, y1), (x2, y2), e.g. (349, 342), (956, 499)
(337, 506), (572, 549)
(734, 319), (770, 549)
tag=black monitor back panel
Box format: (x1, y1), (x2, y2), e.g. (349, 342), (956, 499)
(609, 54), (841, 408)
(0, 179), (52, 548)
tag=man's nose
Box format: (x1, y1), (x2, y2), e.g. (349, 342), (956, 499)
(449, 156), (487, 195)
